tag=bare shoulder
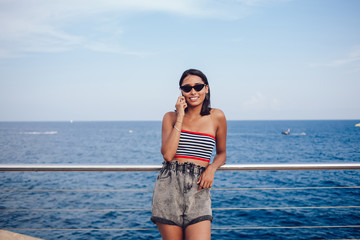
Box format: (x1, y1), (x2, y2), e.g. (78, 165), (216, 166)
(211, 108), (227, 139)
(211, 108), (226, 121)
(163, 111), (177, 123)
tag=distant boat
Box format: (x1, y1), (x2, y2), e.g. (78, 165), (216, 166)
(356, 123), (360, 127)
(281, 128), (290, 135)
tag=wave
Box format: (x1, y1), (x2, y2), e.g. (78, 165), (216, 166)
(20, 131), (58, 135)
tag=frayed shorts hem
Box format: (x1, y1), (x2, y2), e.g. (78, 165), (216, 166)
(151, 216), (178, 226)
(187, 215), (213, 227)
(151, 215), (213, 229)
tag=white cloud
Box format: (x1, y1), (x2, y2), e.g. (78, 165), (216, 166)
(0, 0), (206, 58)
(328, 46), (360, 67)
(310, 45), (360, 70)
(84, 41), (150, 57)
(0, 0), (289, 58)
(233, 0), (292, 7)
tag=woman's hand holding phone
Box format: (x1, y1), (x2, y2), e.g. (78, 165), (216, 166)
(175, 96), (187, 118)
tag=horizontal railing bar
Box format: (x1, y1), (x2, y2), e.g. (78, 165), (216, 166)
(212, 186), (360, 191)
(1, 205), (360, 212)
(1, 186), (359, 192)
(1, 163), (360, 172)
(213, 205), (360, 210)
(212, 225), (360, 230)
(3, 225), (360, 231)
(0, 164), (161, 172)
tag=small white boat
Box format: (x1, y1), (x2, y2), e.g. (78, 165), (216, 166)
(355, 123), (360, 127)
(281, 128), (290, 135)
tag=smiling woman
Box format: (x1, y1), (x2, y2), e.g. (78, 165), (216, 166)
(151, 69), (227, 240)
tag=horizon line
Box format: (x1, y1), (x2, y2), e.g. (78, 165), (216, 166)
(1, 119), (359, 123)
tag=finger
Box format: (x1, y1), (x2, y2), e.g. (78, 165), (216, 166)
(203, 182), (209, 189)
(197, 176), (202, 185)
(198, 180), (204, 191)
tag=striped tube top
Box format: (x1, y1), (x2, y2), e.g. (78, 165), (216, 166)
(174, 130), (216, 162)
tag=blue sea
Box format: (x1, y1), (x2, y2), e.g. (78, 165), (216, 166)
(0, 120), (359, 239)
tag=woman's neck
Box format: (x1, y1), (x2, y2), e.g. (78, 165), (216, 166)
(185, 105), (202, 118)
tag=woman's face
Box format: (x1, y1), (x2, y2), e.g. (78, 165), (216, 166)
(180, 74), (209, 107)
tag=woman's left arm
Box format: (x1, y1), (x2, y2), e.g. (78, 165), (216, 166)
(197, 109), (227, 190)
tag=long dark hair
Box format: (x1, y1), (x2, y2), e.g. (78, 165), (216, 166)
(179, 69), (211, 116)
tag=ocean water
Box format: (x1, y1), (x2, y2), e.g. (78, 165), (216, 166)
(0, 120), (359, 239)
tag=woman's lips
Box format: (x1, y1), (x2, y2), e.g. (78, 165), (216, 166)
(189, 97), (199, 102)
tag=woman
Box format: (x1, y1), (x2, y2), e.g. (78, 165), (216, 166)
(151, 69), (227, 240)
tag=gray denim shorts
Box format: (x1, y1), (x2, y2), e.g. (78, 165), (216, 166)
(151, 161), (212, 229)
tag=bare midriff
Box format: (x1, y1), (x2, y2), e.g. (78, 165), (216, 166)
(172, 157), (210, 167)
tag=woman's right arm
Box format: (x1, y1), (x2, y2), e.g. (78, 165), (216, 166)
(161, 96), (186, 161)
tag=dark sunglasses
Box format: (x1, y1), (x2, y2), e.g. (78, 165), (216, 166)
(180, 84), (206, 93)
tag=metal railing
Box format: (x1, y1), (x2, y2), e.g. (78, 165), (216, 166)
(1, 163), (360, 239)
(1, 163), (360, 171)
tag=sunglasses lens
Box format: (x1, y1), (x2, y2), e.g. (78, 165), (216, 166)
(194, 84), (205, 91)
(181, 86), (192, 92)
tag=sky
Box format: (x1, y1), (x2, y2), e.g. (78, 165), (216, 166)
(0, 0), (359, 121)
